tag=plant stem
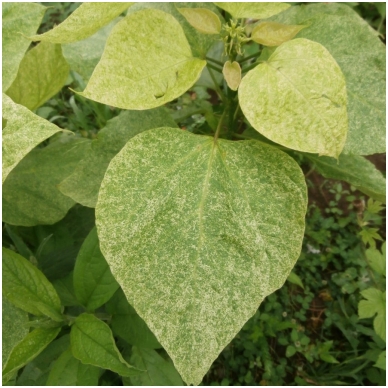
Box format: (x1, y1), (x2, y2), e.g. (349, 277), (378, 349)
(239, 51), (261, 64)
(206, 62), (223, 73)
(206, 56), (224, 67)
(241, 60), (264, 73)
(207, 66), (226, 102)
(214, 110), (227, 143)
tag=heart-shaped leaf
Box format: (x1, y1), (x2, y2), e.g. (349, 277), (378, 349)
(251, 22), (306, 46)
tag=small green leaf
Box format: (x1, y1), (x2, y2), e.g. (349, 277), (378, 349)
(359, 228), (383, 249)
(2, 297), (29, 368)
(306, 153), (386, 203)
(3, 137), (90, 226)
(29, 2), (133, 43)
(177, 8), (221, 34)
(222, 60), (242, 91)
(2, 94), (62, 184)
(96, 128), (307, 385)
(287, 271), (304, 289)
(375, 351), (386, 371)
(2, 2), (46, 91)
(58, 108), (177, 208)
(62, 18), (120, 82)
(6, 41), (69, 111)
(78, 9), (206, 109)
(2, 248), (62, 321)
(129, 347), (183, 386)
(215, 2), (290, 19)
(106, 289), (161, 349)
(47, 348), (100, 386)
(251, 22), (306, 46)
(71, 313), (142, 377)
(285, 345), (296, 357)
(2, 327), (60, 384)
(73, 227), (119, 311)
(366, 246), (386, 277)
(239, 38), (348, 158)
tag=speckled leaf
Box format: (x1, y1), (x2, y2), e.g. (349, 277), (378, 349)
(128, 2), (223, 58)
(2, 328), (60, 385)
(2, 2), (46, 91)
(29, 2), (133, 44)
(58, 108), (176, 208)
(78, 9), (206, 110)
(2, 247), (62, 321)
(306, 154), (386, 203)
(2, 297), (29, 368)
(71, 313), (142, 377)
(3, 137), (90, 226)
(252, 22), (306, 46)
(239, 38), (348, 158)
(106, 289), (161, 349)
(177, 8), (221, 34)
(2, 94), (62, 184)
(129, 347), (183, 386)
(223, 61), (241, 91)
(6, 41), (69, 111)
(95, 128), (307, 385)
(47, 348), (100, 386)
(215, 2), (290, 19)
(62, 19), (119, 82)
(73, 227), (119, 311)
(270, 3), (386, 155)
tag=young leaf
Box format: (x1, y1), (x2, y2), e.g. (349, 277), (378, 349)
(95, 128), (307, 385)
(305, 154), (386, 203)
(2, 297), (29, 368)
(129, 347), (183, 386)
(239, 38), (348, 158)
(366, 245), (386, 277)
(215, 2), (290, 19)
(73, 227), (119, 311)
(62, 18), (120, 82)
(2, 94), (62, 184)
(251, 22), (306, 46)
(78, 9), (206, 110)
(2, 2), (46, 91)
(270, 3), (386, 155)
(2, 327), (60, 385)
(58, 108), (177, 208)
(71, 313), (142, 377)
(222, 61), (242, 91)
(29, 2), (133, 43)
(46, 348), (100, 386)
(3, 137), (90, 226)
(6, 41), (69, 111)
(177, 8), (221, 34)
(106, 289), (161, 349)
(287, 271), (304, 289)
(2, 248), (62, 321)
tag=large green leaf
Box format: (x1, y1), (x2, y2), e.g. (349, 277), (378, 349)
(2, 247), (62, 321)
(2, 327), (60, 384)
(306, 154), (386, 203)
(29, 2), (133, 43)
(95, 128), (307, 384)
(2, 94), (62, 184)
(73, 227), (119, 311)
(215, 2), (290, 19)
(47, 348), (100, 386)
(3, 137), (90, 226)
(59, 108), (177, 208)
(127, 2), (223, 58)
(239, 38), (348, 158)
(62, 19), (119, 82)
(129, 347), (183, 386)
(78, 9), (206, 110)
(71, 313), (142, 377)
(106, 289), (161, 349)
(6, 41), (69, 111)
(2, 297), (29, 368)
(270, 3), (386, 155)
(2, 2), (46, 91)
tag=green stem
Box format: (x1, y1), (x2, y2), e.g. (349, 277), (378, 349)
(238, 51), (261, 64)
(206, 56), (224, 67)
(207, 66), (226, 102)
(214, 110), (227, 143)
(241, 60), (264, 73)
(206, 62), (223, 73)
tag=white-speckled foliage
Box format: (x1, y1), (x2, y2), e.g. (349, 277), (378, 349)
(239, 38), (348, 158)
(96, 128), (307, 385)
(215, 2), (290, 19)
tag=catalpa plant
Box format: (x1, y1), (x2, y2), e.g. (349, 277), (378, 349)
(2, 2), (386, 385)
